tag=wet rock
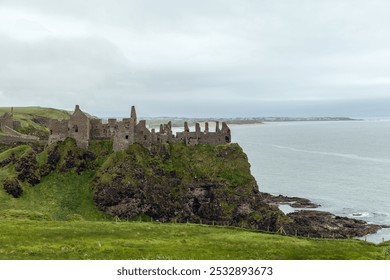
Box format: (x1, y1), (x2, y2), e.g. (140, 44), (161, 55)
(286, 210), (382, 238)
(260, 192), (320, 208)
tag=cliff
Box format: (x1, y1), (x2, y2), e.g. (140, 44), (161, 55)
(0, 138), (381, 238)
(0, 139), (286, 230)
(93, 142), (286, 230)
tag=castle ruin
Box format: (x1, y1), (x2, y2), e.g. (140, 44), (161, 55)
(49, 105), (231, 151)
(0, 108), (39, 144)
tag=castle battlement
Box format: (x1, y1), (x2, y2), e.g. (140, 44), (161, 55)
(48, 105), (231, 151)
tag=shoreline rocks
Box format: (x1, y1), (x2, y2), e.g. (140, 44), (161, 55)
(260, 192), (320, 208)
(260, 192), (386, 239)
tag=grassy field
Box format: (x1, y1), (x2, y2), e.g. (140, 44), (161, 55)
(0, 219), (389, 260)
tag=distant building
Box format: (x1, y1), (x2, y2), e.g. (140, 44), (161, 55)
(0, 108), (21, 131)
(49, 105), (231, 151)
(0, 108), (38, 143)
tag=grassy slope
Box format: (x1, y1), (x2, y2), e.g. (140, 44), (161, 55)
(0, 220), (389, 260)
(0, 106), (70, 120)
(0, 143), (107, 221)
(0, 106), (70, 139)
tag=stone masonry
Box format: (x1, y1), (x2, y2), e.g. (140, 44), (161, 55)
(0, 108), (39, 143)
(49, 105), (231, 151)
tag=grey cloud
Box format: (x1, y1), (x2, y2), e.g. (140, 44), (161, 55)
(1, 0), (390, 117)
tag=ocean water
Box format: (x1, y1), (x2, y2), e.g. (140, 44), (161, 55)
(231, 120), (390, 243)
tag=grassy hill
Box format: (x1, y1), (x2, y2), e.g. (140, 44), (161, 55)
(0, 106), (70, 140)
(0, 141), (109, 221)
(0, 106), (71, 120)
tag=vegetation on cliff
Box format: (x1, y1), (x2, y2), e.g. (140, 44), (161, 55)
(0, 138), (286, 230)
(93, 142), (286, 230)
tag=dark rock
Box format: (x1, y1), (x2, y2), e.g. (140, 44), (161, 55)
(0, 153), (16, 167)
(14, 151), (41, 186)
(286, 210), (382, 238)
(3, 177), (23, 198)
(47, 145), (61, 167)
(260, 192), (320, 208)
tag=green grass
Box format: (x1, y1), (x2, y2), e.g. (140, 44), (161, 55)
(0, 106), (71, 139)
(0, 106), (70, 120)
(0, 220), (389, 260)
(0, 171), (107, 221)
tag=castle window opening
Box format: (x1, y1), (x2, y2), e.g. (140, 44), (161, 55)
(225, 136), (230, 143)
(74, 125), (79, 133)
(125, 135), (129, 140)
(50, 129), (53, 135)
(144, 135), (147, 140)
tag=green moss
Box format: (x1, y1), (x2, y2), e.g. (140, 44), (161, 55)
(0, 145), (31, 162)
(88, 140), (113, 161)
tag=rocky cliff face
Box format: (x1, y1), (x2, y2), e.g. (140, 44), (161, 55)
(93, 143), (287, 231)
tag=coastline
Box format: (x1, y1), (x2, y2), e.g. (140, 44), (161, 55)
(261, 192), (387, 239)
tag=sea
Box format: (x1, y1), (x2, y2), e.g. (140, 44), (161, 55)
(231, 119), (390, 243)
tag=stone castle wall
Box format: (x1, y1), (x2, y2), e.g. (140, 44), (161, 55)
(0, 112), (14, 131)
(0, 109), (39, 144)
(1, 126), (39, 141)
(48, 105), (232, 150)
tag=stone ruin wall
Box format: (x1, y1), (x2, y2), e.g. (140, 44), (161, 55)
(67, 105), (90, 149)
(47, 105), (232, 151)
(0, 113), (15, 131)
(48, 119), (68, 145)
(0, 110), (38, 144)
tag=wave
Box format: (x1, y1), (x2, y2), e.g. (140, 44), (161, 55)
(349, 212), (371, 218)
(270, 144), (390, 164)
(373, 212), (389, 217)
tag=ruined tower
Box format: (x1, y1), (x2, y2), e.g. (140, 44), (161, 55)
(68, 105), (90, 149)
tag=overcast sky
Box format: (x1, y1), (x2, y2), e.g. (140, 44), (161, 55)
(1, 0), (390, 117)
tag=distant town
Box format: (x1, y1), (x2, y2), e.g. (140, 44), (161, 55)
(144, 116), (359, 127)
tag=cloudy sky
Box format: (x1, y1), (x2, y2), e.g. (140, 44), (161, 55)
(1, 0), (390, 117)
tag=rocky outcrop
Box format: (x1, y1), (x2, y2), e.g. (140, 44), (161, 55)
(260, 193), (384, 238)
(0, 153), (16, 167)
(260, 192), (320, 208)
(3, 177), (23, 198)
(14, 150), (41, 186)
(93, 143), (384, 238)
(286, 210), (382, 238)
(93, 143), (287, 231)
(39, 139), (97, 176)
